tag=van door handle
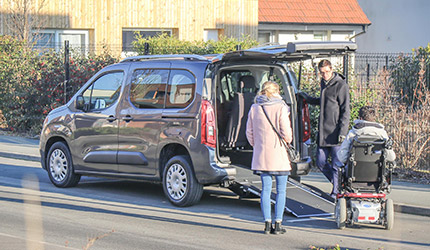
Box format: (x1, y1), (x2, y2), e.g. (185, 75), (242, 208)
(123, 115), (134, 122)
(106, 115), (117, 122)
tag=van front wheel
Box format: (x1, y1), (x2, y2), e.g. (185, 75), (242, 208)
(162, 155), (203, 207)
(47, 141), (81, 187)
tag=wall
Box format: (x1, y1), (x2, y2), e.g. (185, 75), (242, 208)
(258, 23), (363, 45)
(356, 0), (430, 53)
(0, 0), (258, 53)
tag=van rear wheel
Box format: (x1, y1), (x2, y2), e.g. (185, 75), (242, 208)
(162, 155), (203, 207)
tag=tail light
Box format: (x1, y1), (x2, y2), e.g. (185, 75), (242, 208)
(302, 100), (311, 142)
(201, 99), (216, 148)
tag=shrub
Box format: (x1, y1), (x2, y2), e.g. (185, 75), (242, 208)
(0, 36), (118, 135)
(389, 44), (430, 106)
(351, 46), (429, 171)
(132, 33), (258, 55)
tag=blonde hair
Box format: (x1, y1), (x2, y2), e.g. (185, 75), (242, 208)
(258, 81), (280, 99)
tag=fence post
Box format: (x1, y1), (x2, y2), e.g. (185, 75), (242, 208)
(366, 63), (370, 85)
(385, 55), (389, 71)
(144, 42), (150, 55)
(64, 40), (70, 104)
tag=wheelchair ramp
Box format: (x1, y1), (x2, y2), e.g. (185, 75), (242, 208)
(285, 179), (335, 218)
(231, 166), (335, 218)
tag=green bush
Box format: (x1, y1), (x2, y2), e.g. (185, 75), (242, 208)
(132, 33), (258, 55)
(389, 44), (430, 106)
(0, 36), (118, 135)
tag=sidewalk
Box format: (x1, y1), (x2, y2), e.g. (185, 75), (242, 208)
(0, 134), (429, 217)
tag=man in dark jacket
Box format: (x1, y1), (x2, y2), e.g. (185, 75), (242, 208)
(300, 59), (350, 198)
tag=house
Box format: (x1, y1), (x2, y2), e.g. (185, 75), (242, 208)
(0, 0), (258, 55)
(258, 0), (371, 45)
(0, 0), (374, 56)
(356, 0), (430, 53)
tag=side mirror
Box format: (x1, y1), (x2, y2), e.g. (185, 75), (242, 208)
(75, 95), (85, 110)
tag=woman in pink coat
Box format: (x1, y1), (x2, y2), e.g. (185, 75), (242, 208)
(246, 81), (293, 235)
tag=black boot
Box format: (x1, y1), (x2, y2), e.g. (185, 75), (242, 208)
(272, 221), (286, 235)
(263, 221), (272, 234)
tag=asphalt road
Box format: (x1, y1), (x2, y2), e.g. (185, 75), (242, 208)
(1, 156), (429, 250)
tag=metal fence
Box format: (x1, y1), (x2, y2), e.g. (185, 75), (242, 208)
(353, 52), (430, 171)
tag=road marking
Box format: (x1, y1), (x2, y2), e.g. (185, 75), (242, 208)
(0, 232), (80, 250)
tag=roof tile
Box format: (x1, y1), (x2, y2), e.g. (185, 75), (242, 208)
(259, 0), (371, 24)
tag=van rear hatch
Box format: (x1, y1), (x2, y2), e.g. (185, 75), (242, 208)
(216, 41), (357, 64)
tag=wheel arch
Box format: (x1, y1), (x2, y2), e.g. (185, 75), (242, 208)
(42, 136), (68, 170)
(158, 143), (191, 179)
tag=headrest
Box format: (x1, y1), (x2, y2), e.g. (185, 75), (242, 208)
(239, 75), (256, 90)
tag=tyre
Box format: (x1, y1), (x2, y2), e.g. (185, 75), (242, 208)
(385, 198), (394, 230)
(46, 141), (81, 187)
(336, 198), (347, 229)
(162, 155), (203, 207)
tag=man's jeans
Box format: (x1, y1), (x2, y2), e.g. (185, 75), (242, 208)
(316, 146), (342, 195)
(260, 173), (288, 222)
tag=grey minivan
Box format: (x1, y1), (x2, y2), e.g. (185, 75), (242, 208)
(39, 41), (357, 207)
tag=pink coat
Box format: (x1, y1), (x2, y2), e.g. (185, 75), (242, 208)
(246, 102), (293, 172)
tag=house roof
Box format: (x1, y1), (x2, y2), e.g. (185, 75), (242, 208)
(259, 0), (371, 25)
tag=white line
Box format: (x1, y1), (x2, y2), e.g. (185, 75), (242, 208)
(0, 232), (80, 250)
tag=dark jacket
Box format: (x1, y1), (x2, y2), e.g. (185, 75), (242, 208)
(306, 72), (350, 147)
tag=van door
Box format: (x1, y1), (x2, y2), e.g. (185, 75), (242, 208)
(117, 63), (170, 176)
(73, 70), (124, 172)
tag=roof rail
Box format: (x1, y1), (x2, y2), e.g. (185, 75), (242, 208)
(286, 41), (357, 53)
(120, 54), (208, 63)
(246, 41), (357, 54)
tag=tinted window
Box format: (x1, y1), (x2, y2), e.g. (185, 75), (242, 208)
(165, 70), (196, 109)
(81, 71), (123, 111)
(129, 69), (169, 109)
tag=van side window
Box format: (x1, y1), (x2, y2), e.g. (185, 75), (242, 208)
(130, 69), (169, 109)
(81, 71), (124, 111)
(165, 70), (196, 109)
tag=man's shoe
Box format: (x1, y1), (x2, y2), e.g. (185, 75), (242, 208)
(272, 221), (286, 235)
(263, 221), (272, 234)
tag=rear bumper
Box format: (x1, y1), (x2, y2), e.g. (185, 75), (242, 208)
(191, 146), (237, 185)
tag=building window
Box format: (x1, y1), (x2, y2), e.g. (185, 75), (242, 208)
(122, 29), (171, 52)
(258, 32), (272, 45)
(203, 29), (219, 42)
(32, 29), (89, 54)
(313, 32), (326, 41)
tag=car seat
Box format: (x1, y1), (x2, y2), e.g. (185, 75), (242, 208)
(224, 75), (257, 149)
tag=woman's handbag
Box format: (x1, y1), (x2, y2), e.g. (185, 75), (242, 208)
(285, 142), (300, 163)
(261, 106), (300, 163)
